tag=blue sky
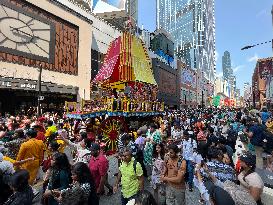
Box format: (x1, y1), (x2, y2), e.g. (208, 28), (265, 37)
(138, 0), (273, 95)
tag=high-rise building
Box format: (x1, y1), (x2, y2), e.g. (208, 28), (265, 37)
(156, 0), (216, 82)
(92, 0), (138, 30)
(222, 51), (231, 80)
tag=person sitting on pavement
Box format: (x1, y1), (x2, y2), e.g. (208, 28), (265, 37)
(113, 148), (144, 205)
(205, 147), (236, 182)
(238, 152), (264, 204)
(54, 162), (99, 205)
(4, 169), (34, 205)
(43, 153), (71, 205)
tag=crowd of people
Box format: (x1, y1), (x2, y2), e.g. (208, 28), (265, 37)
(0, 107), (272, 205)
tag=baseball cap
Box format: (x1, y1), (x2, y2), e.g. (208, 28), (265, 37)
(90, 143), (100, 152)
(239, 152), (256, 167)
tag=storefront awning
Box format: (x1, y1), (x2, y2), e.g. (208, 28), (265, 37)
(0, 77), (78, 95)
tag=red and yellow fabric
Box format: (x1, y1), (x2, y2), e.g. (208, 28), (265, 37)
(92, 32), (157, 86)
(3, 156), (16, 164)
(93, 37), (121, 84)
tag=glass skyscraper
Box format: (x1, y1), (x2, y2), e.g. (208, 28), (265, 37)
(156, 0), (215, 82)
(222, 51), (232, 80)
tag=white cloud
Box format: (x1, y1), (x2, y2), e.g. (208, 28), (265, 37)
(248, 53), (259, 62)
(215, 72), (223, 78)
(215, 50), (219, 62)
(232, 65), (245, 73)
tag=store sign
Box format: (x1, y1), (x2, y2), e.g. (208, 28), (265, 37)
(0, 77), (77, 94)
(155, 49), (174, 66)
(0, 79), (36, 90)
(0, 81), (12, 88)
(20, 83), (36, 89)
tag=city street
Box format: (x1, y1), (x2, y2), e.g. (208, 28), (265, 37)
(1, 0), (273, 205)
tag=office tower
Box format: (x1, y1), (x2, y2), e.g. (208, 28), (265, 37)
(157, 0), (216, 82)
(222, 51), (231, 80)
(93, 0), (138, 30)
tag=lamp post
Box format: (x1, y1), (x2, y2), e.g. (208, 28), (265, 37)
(184, 94), (186, 107)
(241, 39), (273, 50)
(201, 91), (204, 108)
(252, 90), (255, 108)
(37, 67), (42, 116)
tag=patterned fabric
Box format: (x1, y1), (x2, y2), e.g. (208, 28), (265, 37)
(0, 158), (15, 175)
(223, 180), (256, 205)
(60, 182), (98, 205)
(127, 141), (138, 157)
(204, 160), (236, 182)
(117, 133), (127, 154)
(144, 130), (161, 166)
(151, 157), (164, 189)
(4, 139), (25, 159)
(4, 185), (34, 205)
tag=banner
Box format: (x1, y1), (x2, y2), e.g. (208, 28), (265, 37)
(213, 95), (221, 107)
(258, 58), (273, 80)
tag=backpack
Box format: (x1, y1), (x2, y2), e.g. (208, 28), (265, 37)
(133, 159), (137, 174)
(223, 180), (256, 205)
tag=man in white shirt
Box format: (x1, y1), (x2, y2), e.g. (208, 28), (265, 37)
(180, 130), (197, 191)
(171, 123), (182, 141)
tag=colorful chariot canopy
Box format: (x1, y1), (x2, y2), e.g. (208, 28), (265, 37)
(92, 32), (157, 87)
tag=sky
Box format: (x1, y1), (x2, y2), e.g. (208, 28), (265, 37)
(138, 0), (273, 95)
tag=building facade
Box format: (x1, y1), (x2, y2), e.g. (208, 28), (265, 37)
(222, 51), (231, 80)
(0, 0), (94, 113)
(178, 60), (197, 108)
(92, 0), (138, 30)
(156, 0), (216, 83)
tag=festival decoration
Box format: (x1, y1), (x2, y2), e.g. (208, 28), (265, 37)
(92, 32), (157, 86)
(213, 95), (221, 107)
(181, 68), (197, 88)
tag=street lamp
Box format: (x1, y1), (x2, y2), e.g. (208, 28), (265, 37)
(37, 66), (42, 116)
(241, 39), (273, 50)
(201, 91), (204, 108)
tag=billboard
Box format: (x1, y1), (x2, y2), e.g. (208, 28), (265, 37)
(93, 0), (126, 11)
(181, 69), (197, 89)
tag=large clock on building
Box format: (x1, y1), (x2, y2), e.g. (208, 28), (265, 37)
(0, 1), (55, 63)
